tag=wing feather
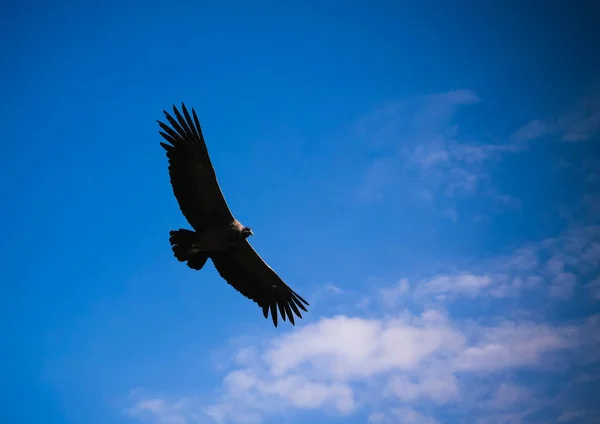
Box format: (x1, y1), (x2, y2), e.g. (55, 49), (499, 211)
(211, 241), (309, 327)
(158, 103), (234, 231)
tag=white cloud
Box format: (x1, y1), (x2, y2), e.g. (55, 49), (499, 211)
(558, 94), (600, 142)
(364, 226), (598, 307)
(444, 167), (479, 197)
(549, 272), (578, 298)
(585, 277), (600, 301)
(219, 314), (581, 422)
(487, 383), (533, 409)
(511, 119), (554, 144)
(409, 141), (450, 169)
(355, 90), (530, 220)
(545, 255), (565, 275)
(262, 311), (464, 380)
(393, 225), (600, 302)
(357, 157), (396, 201)
(369, 407), (439, 424)
(581, 158), (600, 185)
(198, 310), (467, 423)
(475, 410), (534, 424)
(214, 370), (355, 414)
(129, 307), (593, 424)
(453, 321), (575, 371)
(353, 90), (480, 149)
(356, 90), (599, 224)
(379, 278), (410, 308)
(420, 273), (492, 299)
(128, 397), (192, 424)
(387, 368), (460, 403)
(450, 142), (521, 163)
(557, 409), (590, 422)
(511, 91), (600, 145)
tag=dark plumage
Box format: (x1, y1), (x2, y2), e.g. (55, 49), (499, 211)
(158, 103), (309, 327)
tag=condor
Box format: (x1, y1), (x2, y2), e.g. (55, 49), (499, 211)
(158, 103), (309, 327)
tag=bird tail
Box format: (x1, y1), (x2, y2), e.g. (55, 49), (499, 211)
(169, 229), (209, 270)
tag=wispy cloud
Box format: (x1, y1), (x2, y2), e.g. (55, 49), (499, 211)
(128, 396), (193, 424)
(557, 409), (594, 422)
(421, 273), (492, 299)
(369, 407), (440, 424)
(453, 321), (576, 371)
(486, 383), (533, 410)
(355, 90), (524, 220)
(558, 94), (600, 142)
(511, 90), (600, 144)
(370, 224), (598, 306)
(353, 90), (480, 150)
(585, 277), (600, 301)
(510, 119), (554, 144)
(356, 90), (600, 222)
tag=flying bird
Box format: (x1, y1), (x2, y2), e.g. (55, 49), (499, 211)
(157, 103), (309, 327)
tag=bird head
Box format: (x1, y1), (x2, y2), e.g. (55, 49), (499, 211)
(241, 227), (254, 238)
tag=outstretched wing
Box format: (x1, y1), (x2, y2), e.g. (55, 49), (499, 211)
(158, 103), (234, 231)
(211, 241), (310, 327)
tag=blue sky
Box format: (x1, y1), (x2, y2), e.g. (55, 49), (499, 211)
(2, 1), (600, 423)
